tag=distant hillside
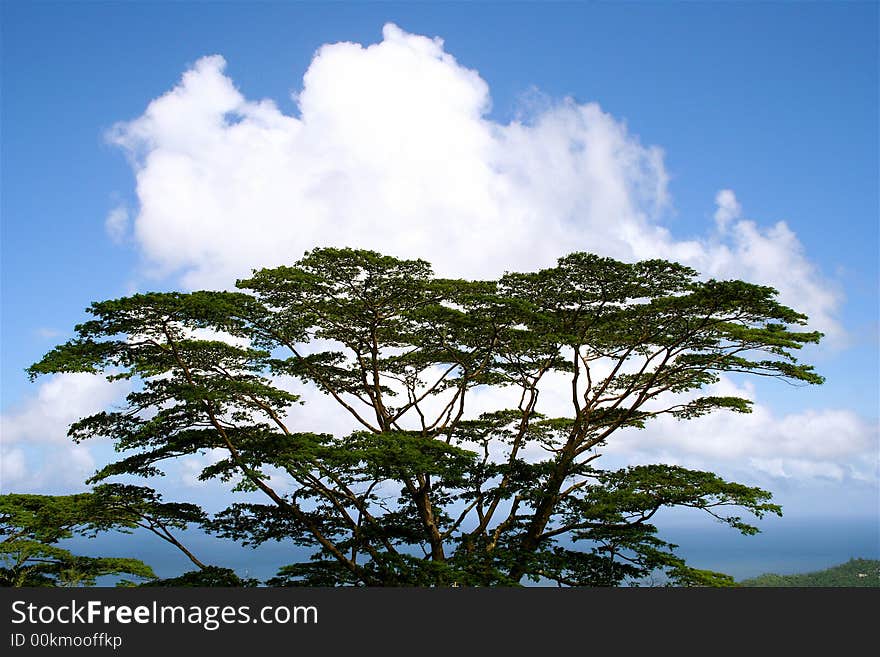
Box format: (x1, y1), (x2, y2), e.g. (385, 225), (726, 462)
(739, 558), (880, 587)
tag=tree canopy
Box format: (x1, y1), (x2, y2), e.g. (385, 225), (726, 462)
(0, 492), (156, 587)
(14, 248), (823, 586)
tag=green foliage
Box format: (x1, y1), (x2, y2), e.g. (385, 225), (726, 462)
(142, 566), (258, 587)
(739, 559), (880, 587)
(20, 248), (825, 586)
(0, 494), (157, 587)
(0, 487), (216, 586)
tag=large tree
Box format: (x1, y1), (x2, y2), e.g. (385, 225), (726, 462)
(23, 248), (823, 586)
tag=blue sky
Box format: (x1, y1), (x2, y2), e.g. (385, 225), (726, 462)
(1, 2), (878, 531)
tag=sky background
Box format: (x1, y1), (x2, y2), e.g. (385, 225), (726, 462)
(1, 2), (878, 573)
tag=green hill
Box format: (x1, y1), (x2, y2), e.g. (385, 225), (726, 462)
(738, 558), (880, 587)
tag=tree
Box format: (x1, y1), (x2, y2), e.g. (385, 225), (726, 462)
(24, 248), (823, 586)
(0, 493), (156, 587)
(0, 485), (258, 587)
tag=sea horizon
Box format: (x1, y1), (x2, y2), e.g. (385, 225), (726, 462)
(59, 514), (879, 585)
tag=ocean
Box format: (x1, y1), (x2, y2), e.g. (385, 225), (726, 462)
(60, 515), (879, 584)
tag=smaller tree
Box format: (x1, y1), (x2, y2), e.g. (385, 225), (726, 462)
(0, 486), (245, 587)
(0, 493), (155, 586)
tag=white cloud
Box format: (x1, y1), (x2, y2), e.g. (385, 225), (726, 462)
(714, 188), (741, 232)
(6, 24), (854, 499)
(695, 191), (842, 342)
(0, 374), (131, 492)
(105, 205), (130, 244)
(602, 377), (878, 484)
(504, 369), (877, 484)
(1, 374), (128, 445)
(107, 23), (841, 341)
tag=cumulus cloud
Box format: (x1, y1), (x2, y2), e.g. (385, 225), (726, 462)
(2, 23), (850, 498)
(0, 374), (131, 492)
(106, 23), (840, 340)
(602, 376), (878, 484)
(694, 191), (842, 343)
